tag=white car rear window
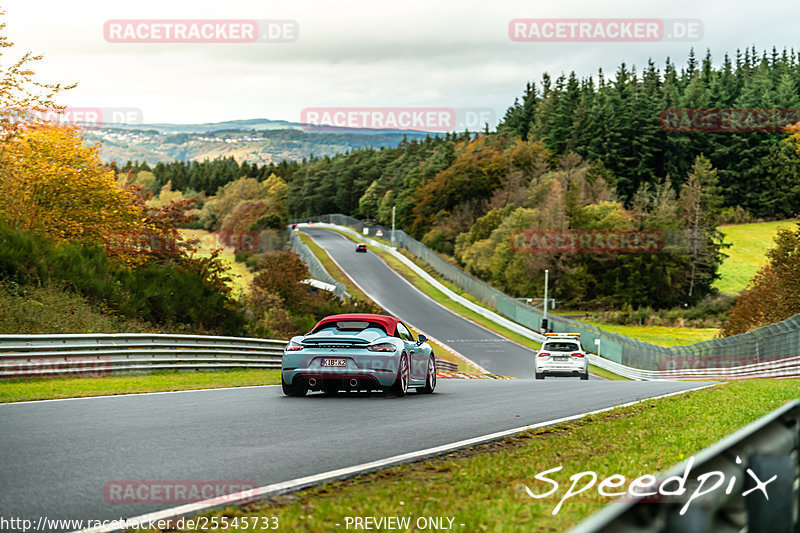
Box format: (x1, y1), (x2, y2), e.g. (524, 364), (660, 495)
(543, 342), (579, 352)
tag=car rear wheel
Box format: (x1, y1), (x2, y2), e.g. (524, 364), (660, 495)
(580, 372), (589, 381)
(417, 356), (436, 394)
(391, 354), (409, 397)
(535, 372), (544, 380)
(282, 378), (308, 397)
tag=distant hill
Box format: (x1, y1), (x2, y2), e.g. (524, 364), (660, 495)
(84, 118), (434, 164)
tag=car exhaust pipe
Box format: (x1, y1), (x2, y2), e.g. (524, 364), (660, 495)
(349, 378), (358, 388)
(308, 378), (317, 388)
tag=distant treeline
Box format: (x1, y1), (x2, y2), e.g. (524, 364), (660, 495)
(118, 157), (302, 197)
(499, 47), (800, 217)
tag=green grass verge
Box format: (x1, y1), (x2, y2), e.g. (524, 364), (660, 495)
(588, 364), (632, 381)
(581, 321), (719, 346)
(297, 231), (476, 374)
(715, 219), (797, 295)
(0, 369), (282, 403)
(161, 379), (800, 532)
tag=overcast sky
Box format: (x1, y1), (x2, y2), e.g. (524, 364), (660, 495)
(5, 0), (799, 127)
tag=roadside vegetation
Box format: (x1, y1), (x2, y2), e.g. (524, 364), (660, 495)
(160, 379), (800, 532)
(0, 369), (282, 403)
(581, 321), (719, 346)
(723, 221), (800, 335)
(0, 282), (153, 335)
(180, 228), (254, 298)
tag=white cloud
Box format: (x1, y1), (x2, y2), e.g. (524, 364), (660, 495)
(5, 0), (799, 124)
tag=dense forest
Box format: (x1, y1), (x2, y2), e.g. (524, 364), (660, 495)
(124, 47), (800, 312)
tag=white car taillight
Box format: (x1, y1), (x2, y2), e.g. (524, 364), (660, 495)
(285, 341), (304, 351)
(571, 352), (585, 358)
(368, 343), (396, 352)
(537, 351), (551, 357)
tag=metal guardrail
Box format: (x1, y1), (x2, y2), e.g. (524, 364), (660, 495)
(434, 358), (458, 372)
(293, 215), (800, 379)
(588, 353), (800, 380)
(289, 229), (348, 299)
(0, 333), (285, 378)
(0, 333), (459, 378)
(569, 400), (800, 533)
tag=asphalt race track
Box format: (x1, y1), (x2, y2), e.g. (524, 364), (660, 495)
(0, 227), (716, 531)
(0, 379), (715, 531)
(301, 227), (537, 378)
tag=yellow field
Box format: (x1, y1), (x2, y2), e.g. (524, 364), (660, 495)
(180, 229), (253, 298)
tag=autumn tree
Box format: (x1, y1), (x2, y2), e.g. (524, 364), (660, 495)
(0, 124), (143, 241)
(0, 10), (76, 136)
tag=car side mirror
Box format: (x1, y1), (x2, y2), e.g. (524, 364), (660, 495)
(417, 334), (427, 345)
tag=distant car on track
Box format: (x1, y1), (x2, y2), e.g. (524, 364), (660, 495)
(355, 243), (367, 253)
(281, 313), (436, 397)
(534, 333), (589, 380)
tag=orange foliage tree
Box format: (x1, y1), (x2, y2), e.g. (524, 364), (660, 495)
(0, 124), (143, 241)
(787, 122), (800, 155)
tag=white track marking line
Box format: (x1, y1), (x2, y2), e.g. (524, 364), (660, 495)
(73, 382), (716, 533)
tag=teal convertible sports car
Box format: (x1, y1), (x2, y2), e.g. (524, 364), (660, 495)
(281, 313), (437, 397)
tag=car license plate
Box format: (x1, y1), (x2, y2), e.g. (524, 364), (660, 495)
(554, 356), (569, 361)
(321, 358), (347, 367)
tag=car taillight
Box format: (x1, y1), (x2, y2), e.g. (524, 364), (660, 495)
(571, 352), (585, 358)
(285, 341), (303, 351)
(368, 343), (396, 352)
(538, 351), (550, 357)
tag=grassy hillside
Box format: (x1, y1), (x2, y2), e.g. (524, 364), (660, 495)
(180, 229), (253, 298)
(582, 321), (719, 346)
(715, 219), (798, 295)
(89, 128), (429, 165)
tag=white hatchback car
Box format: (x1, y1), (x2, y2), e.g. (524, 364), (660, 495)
(534, 333), (589, 380)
